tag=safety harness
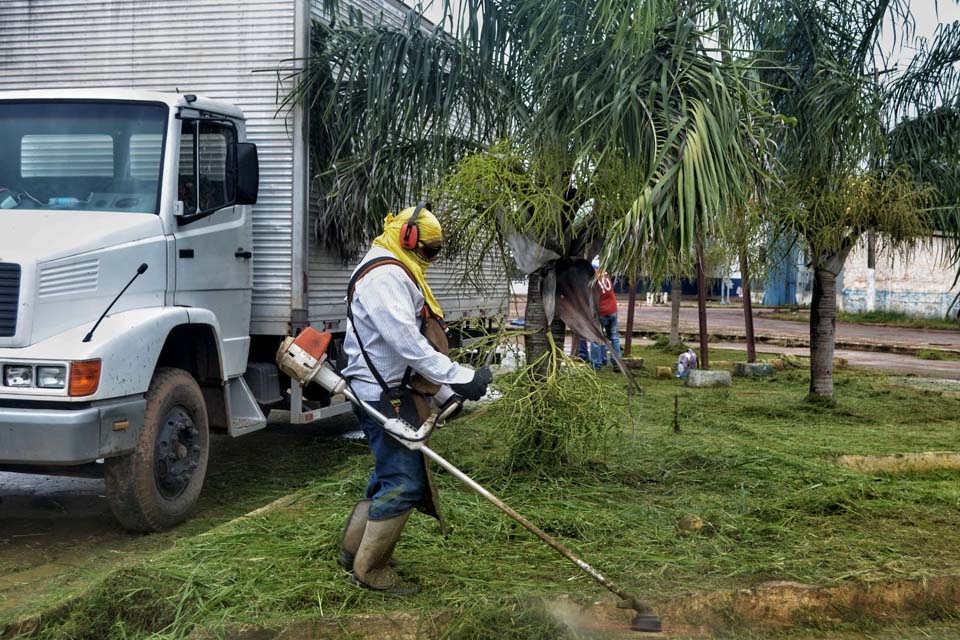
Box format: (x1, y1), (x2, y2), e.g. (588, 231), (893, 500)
(346, 257), (439, 415)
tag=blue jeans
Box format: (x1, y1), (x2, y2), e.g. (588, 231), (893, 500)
(357, 410), (428, 520)
(590, 314), (622, 368)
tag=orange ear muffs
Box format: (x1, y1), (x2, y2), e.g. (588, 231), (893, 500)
(400, 201), (427, 250)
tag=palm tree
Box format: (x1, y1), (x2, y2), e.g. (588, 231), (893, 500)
(740, 0), (960, 398)
(289, 0), (769, 366)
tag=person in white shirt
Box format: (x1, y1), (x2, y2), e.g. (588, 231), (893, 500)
(338, 203), (492, 595)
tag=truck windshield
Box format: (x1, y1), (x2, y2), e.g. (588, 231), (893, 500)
(0, 101), (167, 214)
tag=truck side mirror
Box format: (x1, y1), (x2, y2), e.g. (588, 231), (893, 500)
(235, 143), (259, 205)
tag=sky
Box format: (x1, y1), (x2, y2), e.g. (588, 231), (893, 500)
(414, 0), (959, 79)
(887, 1), (960, 66)
(911, 1), (960, 41)
(416, 1), (959, 56)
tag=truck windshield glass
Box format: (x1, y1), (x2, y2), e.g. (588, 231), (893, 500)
(0, 101), (167, 214)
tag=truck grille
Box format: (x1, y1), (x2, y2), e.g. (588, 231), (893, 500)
(0, 263), (21, 337)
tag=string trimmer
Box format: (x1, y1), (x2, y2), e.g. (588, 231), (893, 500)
(276, 328), (662, 633)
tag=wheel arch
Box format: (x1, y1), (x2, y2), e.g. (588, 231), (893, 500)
(154, 323), (229, 431)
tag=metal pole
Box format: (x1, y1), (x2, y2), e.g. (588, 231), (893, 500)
(625, 274), (637, 356)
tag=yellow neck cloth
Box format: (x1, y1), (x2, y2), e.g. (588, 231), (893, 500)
(372, 206), (444, 318)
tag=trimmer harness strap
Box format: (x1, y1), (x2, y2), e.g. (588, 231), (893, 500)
(346, 257), (430, 393)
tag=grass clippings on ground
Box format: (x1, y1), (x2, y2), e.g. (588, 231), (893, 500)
(8, 346), (960, 639)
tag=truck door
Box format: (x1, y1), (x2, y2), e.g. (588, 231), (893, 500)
(172, 117), (252, 378)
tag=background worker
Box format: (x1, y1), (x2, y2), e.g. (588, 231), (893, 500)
(339, 203), (492, 595)
(590, 259), (622, 369)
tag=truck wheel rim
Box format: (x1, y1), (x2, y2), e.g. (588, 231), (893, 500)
(155, 406), (202, 499)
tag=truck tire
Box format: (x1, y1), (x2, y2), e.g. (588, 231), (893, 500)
(105, 367), (209, 532)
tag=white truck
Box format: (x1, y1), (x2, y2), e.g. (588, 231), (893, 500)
(0, 0), (504, 531)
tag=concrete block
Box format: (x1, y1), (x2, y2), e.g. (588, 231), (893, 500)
(622, 357), (646, 370)
(655, 366), (673, 379)
(685, 369), (732, 388)
(735, 362), (775, 377)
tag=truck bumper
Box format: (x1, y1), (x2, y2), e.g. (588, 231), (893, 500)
(0, 396), (145, 465)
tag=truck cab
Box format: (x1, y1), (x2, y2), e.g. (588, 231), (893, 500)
(0, 90), (263, 531)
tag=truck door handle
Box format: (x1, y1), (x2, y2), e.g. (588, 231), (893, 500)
(235, 248), (253, 259)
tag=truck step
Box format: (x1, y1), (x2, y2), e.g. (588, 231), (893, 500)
(227, 377), (267, 437)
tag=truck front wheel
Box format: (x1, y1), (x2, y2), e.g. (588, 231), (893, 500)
(105, 367), (210, 532)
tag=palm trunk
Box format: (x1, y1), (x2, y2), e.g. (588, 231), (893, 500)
(669, 274), (682, 346)
(524, 270), (551, 375)
(739, 251), (756, 363)
(809, 267), (838, 398)
(696, 238), (709, 369)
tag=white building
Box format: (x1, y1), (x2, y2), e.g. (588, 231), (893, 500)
(840, 236), (960, 319)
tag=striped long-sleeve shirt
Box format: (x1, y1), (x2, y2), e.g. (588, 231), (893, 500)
(342, 247), (474, 402)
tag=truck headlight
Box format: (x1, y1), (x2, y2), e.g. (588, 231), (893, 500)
(3, 365), (33, 388)
(37, 366), (67, 389)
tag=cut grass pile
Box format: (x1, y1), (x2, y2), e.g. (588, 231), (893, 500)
(9, 347), (960, 639)
(493, 350), (620, 473)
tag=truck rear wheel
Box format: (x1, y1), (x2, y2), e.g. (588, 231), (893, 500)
(105, 367), (209, 532)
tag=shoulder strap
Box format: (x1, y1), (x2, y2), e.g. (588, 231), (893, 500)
(346, 257), (420, 392)
(348, 257), (415, 303)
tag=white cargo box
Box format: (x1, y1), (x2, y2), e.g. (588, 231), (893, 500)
(0, 0), (506, 336)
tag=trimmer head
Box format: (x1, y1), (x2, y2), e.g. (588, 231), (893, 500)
(630, 613), (662, 633)
(617, 598), (662, 633)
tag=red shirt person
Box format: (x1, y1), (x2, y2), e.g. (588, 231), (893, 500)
(597, 271), (618, 316)
(591, 264), (622, 368)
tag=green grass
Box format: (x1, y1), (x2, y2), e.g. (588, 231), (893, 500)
(761, 308), (959, 331)
(916, 348), (960, 361)
(9, 347), (960, 640)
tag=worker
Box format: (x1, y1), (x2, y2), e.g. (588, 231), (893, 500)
(338, 203), (492, 595)
(590, 258), (622, 369)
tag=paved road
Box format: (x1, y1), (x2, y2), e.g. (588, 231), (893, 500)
(507, 297), (960, 351)
(510, 296), (960, 378)
(707, 341), (960, 379)
(619, 303), (960, 350)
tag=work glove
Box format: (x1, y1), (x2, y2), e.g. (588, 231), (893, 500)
(449, 366), (493, 401)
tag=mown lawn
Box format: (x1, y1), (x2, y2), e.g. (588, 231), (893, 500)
(9, 346), (960, 639)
